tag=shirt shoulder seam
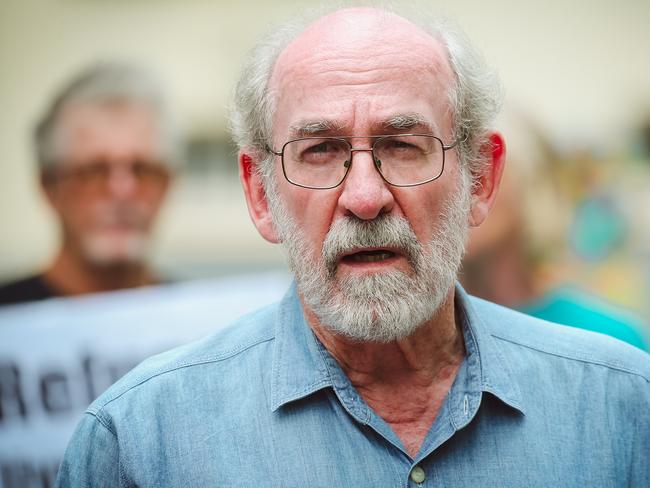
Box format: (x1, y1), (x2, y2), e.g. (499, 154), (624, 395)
(491, 333), (650, 381)
(89, 334), (275, 414)
(85, 410), (118, 437)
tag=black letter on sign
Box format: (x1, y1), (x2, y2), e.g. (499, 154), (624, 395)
(0, 362), (27, 423)
(39, 372), (72, 414)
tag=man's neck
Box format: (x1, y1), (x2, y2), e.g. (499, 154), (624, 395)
(305, 290), (465, 458)
(43, 246), (158, 297)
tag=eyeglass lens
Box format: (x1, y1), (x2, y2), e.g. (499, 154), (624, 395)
(282, 135), (444, 188)
(52, 161), (169, 192)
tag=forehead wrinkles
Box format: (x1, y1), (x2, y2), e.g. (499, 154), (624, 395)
(274, 42), (446, 81)
(268, 10), (455, 112)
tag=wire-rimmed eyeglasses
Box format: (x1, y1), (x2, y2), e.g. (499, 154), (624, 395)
(266, 134), (461, 190)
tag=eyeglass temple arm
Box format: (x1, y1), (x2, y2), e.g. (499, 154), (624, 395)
(265, 145), (283, 156)
(443, 133), (469, 151)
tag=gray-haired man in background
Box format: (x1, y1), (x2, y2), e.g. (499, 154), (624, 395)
(56, 7), (649, 487)
(0, 63), (179, 305)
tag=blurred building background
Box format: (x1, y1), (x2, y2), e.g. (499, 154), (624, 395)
(1, 0), (649, 319)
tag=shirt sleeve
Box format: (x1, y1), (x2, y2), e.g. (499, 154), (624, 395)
(55, 412), (122, 487)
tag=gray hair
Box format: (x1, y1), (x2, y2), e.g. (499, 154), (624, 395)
(229, 7), (502, 185)
(35, 62), (182, 171)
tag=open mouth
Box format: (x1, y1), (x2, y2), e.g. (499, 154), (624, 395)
(340, 249), (397, 264)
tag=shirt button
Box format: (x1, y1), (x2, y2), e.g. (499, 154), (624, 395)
(410, 465), (426, 484)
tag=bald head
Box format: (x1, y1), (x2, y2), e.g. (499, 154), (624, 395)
(271, 8), (452, 86)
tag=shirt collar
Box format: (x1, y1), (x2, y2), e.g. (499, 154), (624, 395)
(271, 282), (526, 416)
(454, 284), (526, 417)
(270, 283), (333, 411)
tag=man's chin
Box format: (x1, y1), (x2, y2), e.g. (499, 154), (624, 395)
(298, 266), (440, 343)
(81, 233), (150, 267)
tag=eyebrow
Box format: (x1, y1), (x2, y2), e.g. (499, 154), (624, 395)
(287, 113), (439, 138)
(288, 119), (347, 138)
(381, 113), (438, 134)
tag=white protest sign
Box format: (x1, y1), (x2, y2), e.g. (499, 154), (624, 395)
(0, 272), (290, 488)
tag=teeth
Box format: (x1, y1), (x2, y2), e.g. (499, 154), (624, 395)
(349, 251), (394, 263)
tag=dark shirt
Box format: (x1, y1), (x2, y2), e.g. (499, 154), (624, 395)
(0, 274), (59, 306)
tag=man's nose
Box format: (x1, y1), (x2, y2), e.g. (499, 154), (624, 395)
(106, 165), (138, 198)
(337, 149), (395, 220)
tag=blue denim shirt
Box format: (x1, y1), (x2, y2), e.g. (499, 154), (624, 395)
(57, 284), (650, 487)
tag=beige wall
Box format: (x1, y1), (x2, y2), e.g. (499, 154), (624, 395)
(1, 0), (649, 279)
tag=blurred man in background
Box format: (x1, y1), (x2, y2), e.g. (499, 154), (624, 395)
(0, 63), (179, 305)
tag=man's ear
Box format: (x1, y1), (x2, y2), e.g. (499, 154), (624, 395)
(468, 131), (506, 227)
(239, 149), (279, 243)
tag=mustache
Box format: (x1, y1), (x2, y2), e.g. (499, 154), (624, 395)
(322, 214), (422, 275)
(91, 202), (149, 228)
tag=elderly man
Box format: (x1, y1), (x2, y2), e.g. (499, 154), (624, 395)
(57, 8), (649, 487)
(0, 63), (176, 305)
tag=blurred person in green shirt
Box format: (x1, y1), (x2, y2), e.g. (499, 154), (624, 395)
(461, 110), (649, 351)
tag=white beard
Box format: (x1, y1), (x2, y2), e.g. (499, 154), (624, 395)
(81, 231), (150, 266)
(80, 201), (152, 266)
(266, 171), (472, 343)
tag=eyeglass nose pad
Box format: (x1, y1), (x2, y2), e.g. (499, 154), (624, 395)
(374, 157), (382, 168)
(344, 160), (351, 168)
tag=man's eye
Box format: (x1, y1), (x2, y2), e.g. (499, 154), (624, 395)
(391, 140), (414, 149)
(298, 141), (346, 164)
(382, 140), (421, 154)
(304, 142), (339, 154)
(386, 137), (423, 150)
(132, 162), (155, 177)
(78, 164), (109, 180)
